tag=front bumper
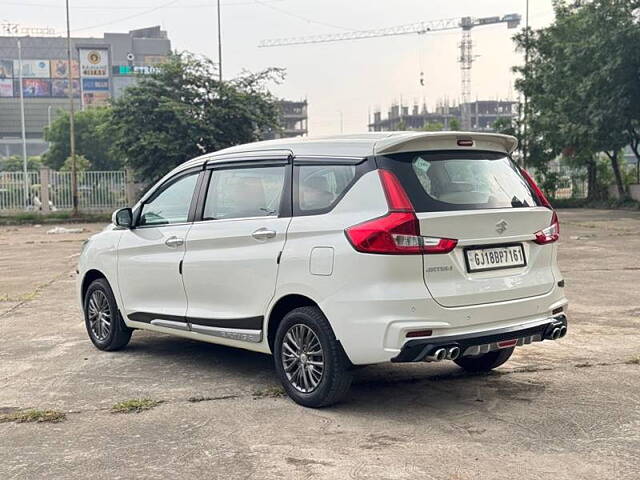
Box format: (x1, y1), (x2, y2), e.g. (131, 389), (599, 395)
(391, 314), (568, 363)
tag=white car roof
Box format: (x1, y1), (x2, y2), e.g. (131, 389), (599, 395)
(179, 131), (518, 171)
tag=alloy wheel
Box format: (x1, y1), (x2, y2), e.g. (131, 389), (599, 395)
(281, 324), (325, 393)
(87, 290), (112, 341)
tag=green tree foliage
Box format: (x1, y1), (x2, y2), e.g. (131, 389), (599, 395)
(61, 154), (91, 171)
(421, 121), (444, 132)
(44, 107), (120, 171)
(448, 118), (461, 131)
(108, 52), (284, 181)
(514, 0), (640, 199)
(0, 155), (43, 171)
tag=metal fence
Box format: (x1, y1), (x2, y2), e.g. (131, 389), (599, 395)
(0, 171), (40, 211)
(529, 166), (589, 199)
(0, 169), (129, 213)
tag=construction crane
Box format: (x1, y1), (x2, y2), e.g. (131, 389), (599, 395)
(259, 14), (522, 130)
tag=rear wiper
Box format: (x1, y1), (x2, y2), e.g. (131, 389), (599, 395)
(511, 196), (525, 208)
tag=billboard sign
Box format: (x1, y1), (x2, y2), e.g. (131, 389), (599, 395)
(20, 78), (51, 97)
(0, 60), (13, 79)
(79, 49), (109, 78)
(52, 79), (80, 98)
(13, 59), (50, 78)
(0, 79), (13, 97)
(50, 59), (80, 79)
(82, 78), (109, 91)
(82, 91), (109, 107)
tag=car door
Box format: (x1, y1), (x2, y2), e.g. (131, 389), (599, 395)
(181, 158), (291, 342)
(117, 169), (202, 330)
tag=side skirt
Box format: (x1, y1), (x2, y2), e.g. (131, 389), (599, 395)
(127, 312), (263, 343)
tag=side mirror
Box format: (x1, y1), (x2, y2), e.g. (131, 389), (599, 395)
(112, 207), (133, 228)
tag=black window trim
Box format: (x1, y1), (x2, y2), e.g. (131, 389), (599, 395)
(133, 166), (205, 229)
(193, 156), (293, 223)
(292, 156), (373, 217)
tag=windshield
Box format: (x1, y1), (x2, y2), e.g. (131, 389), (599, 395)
(377, 151), (538, 212)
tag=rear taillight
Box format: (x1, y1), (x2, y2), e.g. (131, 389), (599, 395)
(520, 168), (560, 245)
(344, 170), (457, 255)
(534, 211), (560, 244)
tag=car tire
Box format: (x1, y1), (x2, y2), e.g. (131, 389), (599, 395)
(273, 306), (352, 408)
(453, 347), (515, 372)
(83, 278), (132, 351)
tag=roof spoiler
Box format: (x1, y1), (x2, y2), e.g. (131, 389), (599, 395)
(374, 132), (518, 156)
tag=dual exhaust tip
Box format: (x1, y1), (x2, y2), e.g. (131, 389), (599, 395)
(547, 325), (568, 341)
(426, 346), (460, 362)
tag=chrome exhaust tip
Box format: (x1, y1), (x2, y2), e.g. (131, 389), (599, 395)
(558, 326), (567, 338)
(426, 348), (447, 362)
(550, 327), (561, 340)
(446, 346), (461, 360)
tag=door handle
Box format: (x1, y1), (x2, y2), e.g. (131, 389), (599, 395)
(251, 227), (276, 241)
(165, 236), (184, 248)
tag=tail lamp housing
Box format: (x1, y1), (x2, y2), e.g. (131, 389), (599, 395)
(520, 168), (560, 245)
(344, 170), (457, 255)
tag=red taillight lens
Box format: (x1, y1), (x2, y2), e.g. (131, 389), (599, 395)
(520, 168), (552, 209)
(534, 210), (560, 244)
(344, 170), (457, 255)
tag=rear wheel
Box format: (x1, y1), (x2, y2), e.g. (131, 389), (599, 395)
(454, 347), (515, 372)
(273, 306), (352, 408)
(84, 278), (132, 351)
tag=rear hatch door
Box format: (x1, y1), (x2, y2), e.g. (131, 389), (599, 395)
(378, 149), (556, 308)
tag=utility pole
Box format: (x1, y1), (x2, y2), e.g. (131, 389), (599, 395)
(17, 40), (29, 209)
(66, 0), (78, 215)
(522, 0), (529, 167)
(217, 0), (223, 82)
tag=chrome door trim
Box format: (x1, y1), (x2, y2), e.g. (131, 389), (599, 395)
(150, 319), (190, 331)
(190, 324), (262, 343)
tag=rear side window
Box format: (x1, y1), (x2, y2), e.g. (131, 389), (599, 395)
(297, 164), (356, 212)
(203, 165), (286, 220)
(378, 151), (538, 212)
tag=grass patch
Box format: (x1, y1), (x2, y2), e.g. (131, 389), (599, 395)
(111, 398), (161, 414)
(625, 356), (640, 365)
(0, 409), (66, 424)
(253, 386), (286, 398)
(0, 211), (111, 226)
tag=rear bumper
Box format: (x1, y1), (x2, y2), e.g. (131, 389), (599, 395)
(391, 314), (568, 363)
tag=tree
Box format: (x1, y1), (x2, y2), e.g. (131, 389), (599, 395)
(44, 107), (121, 171)
(108, 52), (284, 181)
(492, 117), (516, 137)
(513, 0), (640, 199)
(421, 121), (444, 132)
(0, 155), (43, 171)
(448, 118), (461, 131)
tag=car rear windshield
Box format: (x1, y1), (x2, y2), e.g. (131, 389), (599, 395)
(377, 151), (539, 212)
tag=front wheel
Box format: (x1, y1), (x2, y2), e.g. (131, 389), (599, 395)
(454, 347), (515, 372)
(83, 278), (132, 351)
(273, 306), (352, 408)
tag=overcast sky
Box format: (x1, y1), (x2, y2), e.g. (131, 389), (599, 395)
(5, 0), (556, 135)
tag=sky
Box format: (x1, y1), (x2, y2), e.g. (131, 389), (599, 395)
(4, 0), (556, 135)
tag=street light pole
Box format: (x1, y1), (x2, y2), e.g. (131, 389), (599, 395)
(217, 0), (223, 82)
(17, 39), (29, 209)
(522, 0), (529, 168)
(65, 0), (78, 215)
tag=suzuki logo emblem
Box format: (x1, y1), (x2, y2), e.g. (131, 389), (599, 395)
(496, 220), (508, 234)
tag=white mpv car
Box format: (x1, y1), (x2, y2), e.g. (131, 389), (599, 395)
(78, 132), (568, 407)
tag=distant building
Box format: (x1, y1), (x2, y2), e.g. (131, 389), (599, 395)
(0, 26), (171, 158)
(369, 99), (518, 132)
(271, 99), (308, 139)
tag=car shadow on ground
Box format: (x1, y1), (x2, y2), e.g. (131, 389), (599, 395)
(117, 332), (544, 415)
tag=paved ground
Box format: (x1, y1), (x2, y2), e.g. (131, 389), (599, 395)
(1, 209), (639, 480)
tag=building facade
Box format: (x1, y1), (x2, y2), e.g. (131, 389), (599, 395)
(272, 99), (308, 139)
(369, 100), (518, 132)
(0, 26), (171, 158)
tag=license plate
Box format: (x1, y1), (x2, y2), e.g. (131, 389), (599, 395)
(465, 244), (526, 273)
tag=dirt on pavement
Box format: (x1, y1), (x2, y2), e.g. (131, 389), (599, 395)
(1, 209), (639, 479)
